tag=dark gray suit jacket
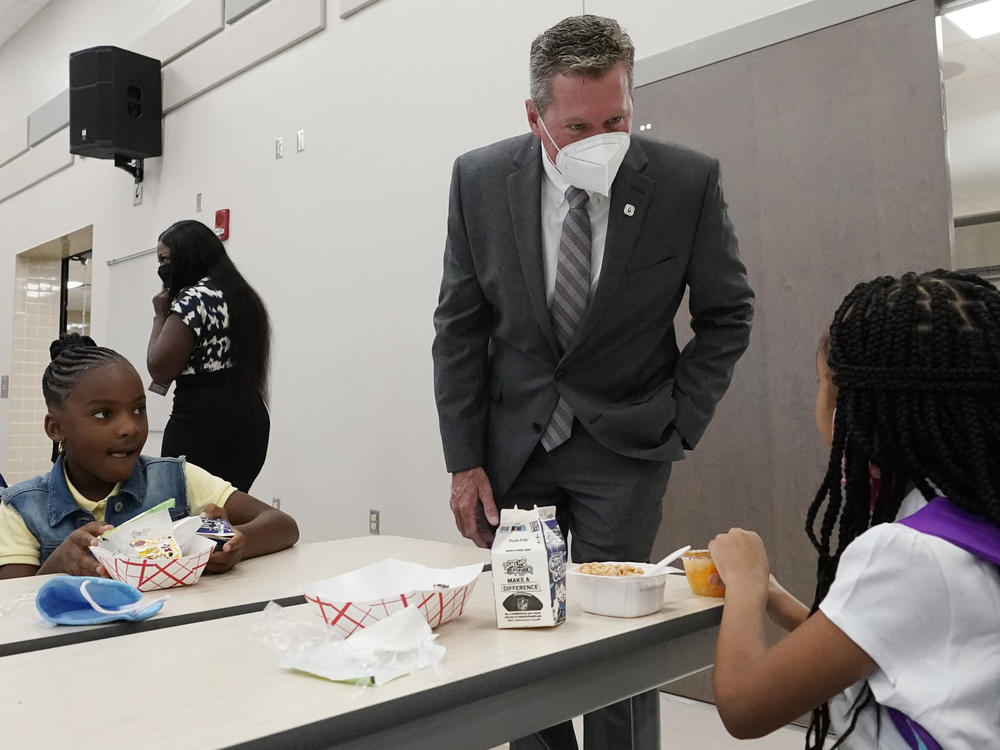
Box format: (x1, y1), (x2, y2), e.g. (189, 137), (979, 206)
(433, 133), (753, 499)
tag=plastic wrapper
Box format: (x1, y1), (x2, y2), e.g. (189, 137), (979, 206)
(251, 601), (447, 686)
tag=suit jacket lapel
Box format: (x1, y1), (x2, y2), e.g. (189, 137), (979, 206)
(508, 136), (559, 356)
(566, 140), (653, 354)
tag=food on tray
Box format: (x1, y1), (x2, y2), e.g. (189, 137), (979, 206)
(681, 549), (726, 597)
(90, 505), (218, 592)
(569, 561), (667, 617)
(128, 535), (182, 560)
(577, 562), (645, 577)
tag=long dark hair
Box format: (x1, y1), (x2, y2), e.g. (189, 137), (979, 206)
(804, 270), (1000, 748)
(158, 220), (271, 401)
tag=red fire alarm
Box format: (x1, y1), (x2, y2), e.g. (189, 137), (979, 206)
(214, 209), (230, 241)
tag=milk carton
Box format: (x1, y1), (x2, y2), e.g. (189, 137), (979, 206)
(491, 505), (567, 628)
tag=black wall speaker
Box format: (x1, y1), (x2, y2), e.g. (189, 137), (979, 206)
(69, 46), (162, 160)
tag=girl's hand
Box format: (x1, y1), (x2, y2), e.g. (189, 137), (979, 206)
(206, 528), (245, 573)
(152, 290), (172, 318)
(41, 522), (112, 577)
(708, 528), (770, 592)
(200, 503), (246, 573)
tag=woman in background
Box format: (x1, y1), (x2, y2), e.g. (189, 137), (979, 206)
(147, 220), (271, 492)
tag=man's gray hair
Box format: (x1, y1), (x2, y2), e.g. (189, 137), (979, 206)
(529, 15), (635, 116)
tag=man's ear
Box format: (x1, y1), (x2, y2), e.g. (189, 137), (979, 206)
(525, 99), (541, 137)
(44, 413), (64, 443)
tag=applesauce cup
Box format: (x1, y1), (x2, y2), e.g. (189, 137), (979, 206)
(681, 549), (726, 597)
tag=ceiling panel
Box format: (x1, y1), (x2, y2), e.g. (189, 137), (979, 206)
(0, 0), (49, 50)
(944, 39), (1000, 81)
(952, 190), (994, 216)
(950, 169), (1000, 207)
(948, 133), (1000, 170)
(945, 71), (1000, 117)
(941, 15), (970, 48)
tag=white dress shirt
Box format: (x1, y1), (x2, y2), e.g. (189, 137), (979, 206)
(540, 147), (610, 306)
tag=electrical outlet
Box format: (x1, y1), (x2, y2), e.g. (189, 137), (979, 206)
(275, 136), (284, 159)
(1, 375), (8, 399)
(296, 129), (305, 152)
(272, 497), (281, 510)
(369, 509), (380, 535)
(133, 183), (143, 206)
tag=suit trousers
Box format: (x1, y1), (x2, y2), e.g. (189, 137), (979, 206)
(500, 423), (672, 750)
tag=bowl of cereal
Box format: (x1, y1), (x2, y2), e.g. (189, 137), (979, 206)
(567, 561), (669, 618)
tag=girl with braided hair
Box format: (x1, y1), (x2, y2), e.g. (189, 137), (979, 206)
(0, 333), (298, 579)
(708, 271), (1000, 748)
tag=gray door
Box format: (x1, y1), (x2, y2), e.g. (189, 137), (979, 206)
(635, 0), (951, 704)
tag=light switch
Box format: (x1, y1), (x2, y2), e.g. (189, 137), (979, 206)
(296, 129), (305, 152)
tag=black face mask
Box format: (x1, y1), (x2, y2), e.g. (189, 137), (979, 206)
(157, 263), (173, 288)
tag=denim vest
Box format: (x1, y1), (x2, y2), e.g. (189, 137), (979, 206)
(1, 455), (189, 564)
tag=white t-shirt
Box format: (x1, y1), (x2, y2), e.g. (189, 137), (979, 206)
(819, 491), (1000, 748)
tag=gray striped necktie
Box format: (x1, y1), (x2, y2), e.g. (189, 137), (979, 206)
(541, 186), (591, 452)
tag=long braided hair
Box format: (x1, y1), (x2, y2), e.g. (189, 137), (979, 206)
(804, 270), (1000, 748)
(43, 333), (127, 411)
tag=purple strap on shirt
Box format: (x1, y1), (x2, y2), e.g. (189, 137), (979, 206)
(898, 497), (1000, 565)
(880, 497), (1000, 750)
(883, 707), (943, 750)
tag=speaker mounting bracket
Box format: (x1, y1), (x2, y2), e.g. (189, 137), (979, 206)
(114, 155), (144, 184)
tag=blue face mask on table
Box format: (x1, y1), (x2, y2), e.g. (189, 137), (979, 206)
(35, 576), (166, 625)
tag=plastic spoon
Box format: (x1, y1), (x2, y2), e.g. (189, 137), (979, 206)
(646, 544), (692, 575)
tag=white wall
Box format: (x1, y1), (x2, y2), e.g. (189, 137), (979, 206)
(0, 0), (864, 543)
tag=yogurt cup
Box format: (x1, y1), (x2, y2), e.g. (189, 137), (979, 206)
(681, 549), (726, 597)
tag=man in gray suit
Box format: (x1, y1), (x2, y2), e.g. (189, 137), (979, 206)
(433, 15), (753, 749)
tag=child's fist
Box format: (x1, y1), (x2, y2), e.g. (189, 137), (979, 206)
(49, 522), (113, 577)
(206, 528), (245, 574)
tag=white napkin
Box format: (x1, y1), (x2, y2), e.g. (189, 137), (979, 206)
(253, 602), (445, 686)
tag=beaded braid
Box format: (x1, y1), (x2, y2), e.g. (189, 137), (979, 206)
(803, 270), (1000, 749)
(42, 333), (127, 410)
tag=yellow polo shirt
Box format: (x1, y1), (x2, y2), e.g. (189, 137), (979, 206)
(0, 462), (236, 568)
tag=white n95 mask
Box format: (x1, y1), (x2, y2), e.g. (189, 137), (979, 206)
(538, 116), (630, 196)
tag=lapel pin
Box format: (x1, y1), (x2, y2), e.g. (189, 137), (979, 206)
(624, 204), (635, 216)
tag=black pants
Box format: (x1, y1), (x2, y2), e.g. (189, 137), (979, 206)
(501, 425), (671, 750)
(161, 371), (270, 493)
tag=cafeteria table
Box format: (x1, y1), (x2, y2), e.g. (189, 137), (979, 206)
(0, 536), (722, 749)
(0, 535), (488, 656)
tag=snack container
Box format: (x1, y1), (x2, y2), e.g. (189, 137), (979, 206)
(568, 563), (668, 617)
(681, 549), (726, 597)
(302, 558), (484, 639)
(91, 533), (215, 592)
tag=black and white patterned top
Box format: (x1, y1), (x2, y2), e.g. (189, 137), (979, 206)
(170, 277), (233, 374)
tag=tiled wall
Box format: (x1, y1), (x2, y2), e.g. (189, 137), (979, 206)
(6, 256), (61, 483)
